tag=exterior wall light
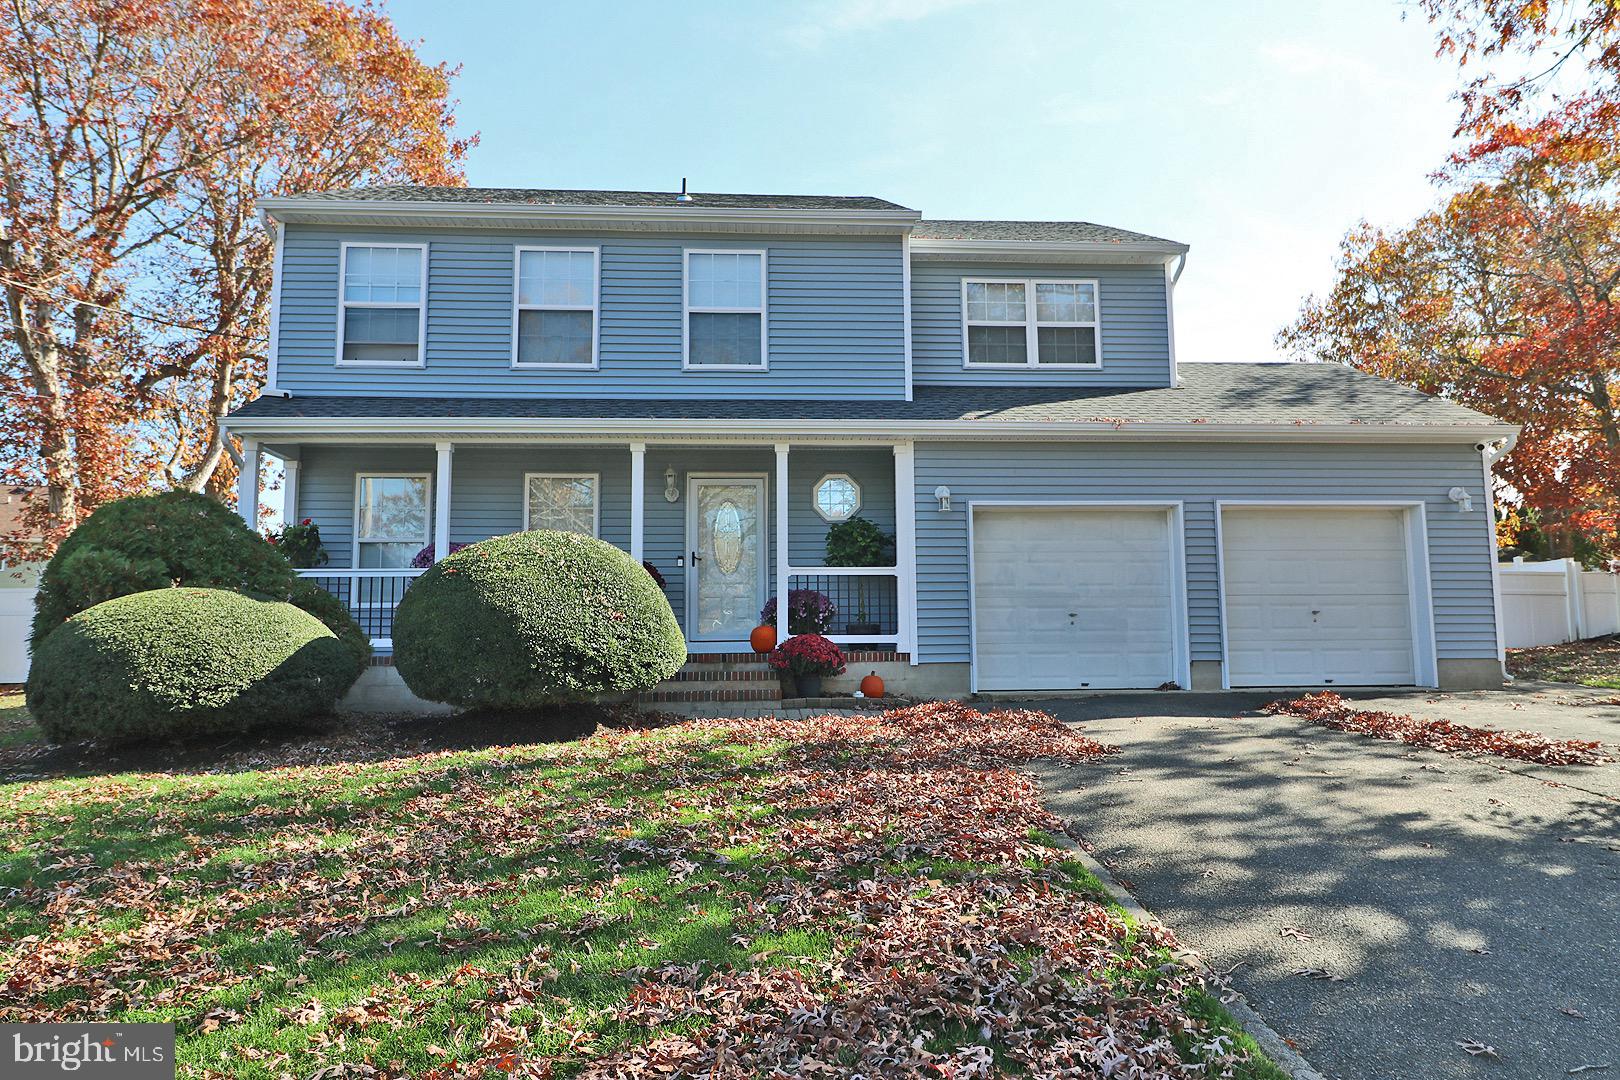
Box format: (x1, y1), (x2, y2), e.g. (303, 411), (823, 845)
(664, 466), (680, 503)
(1447, 486), (1474, 513)
(934, 485), (952, 512)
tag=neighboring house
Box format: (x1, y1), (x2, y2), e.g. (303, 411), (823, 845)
(223, 187), (1517, 698)
(0, 485), (46, 683)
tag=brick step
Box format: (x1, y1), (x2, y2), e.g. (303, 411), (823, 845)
(638, 686), (783, 705)
(663, 666), (779, 684)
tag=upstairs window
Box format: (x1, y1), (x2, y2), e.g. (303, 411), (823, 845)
(685, 250), (766, 369)
(514, 247), (598, 367)
(339, 244), (426, 366)
(962, 278), (1100, 368)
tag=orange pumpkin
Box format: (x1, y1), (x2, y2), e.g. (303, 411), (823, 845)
(860, 671), (885, 698)
(749, 624), (777, 654)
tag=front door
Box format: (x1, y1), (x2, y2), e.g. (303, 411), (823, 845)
(687, 477), (767, 643)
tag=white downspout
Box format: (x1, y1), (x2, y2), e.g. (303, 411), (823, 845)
(1165, 252), (1187, 388)
(1481, 432), (1519, 680)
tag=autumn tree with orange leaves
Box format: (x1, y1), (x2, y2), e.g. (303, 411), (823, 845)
(0, 0), (470, 553)
(1283, 1), (1620, 554)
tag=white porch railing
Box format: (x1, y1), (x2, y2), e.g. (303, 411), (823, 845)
(785, 566), (901, 647)
(296, 568), (425, 647)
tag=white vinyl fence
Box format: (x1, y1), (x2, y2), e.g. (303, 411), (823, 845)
(0, 583), (35, 683)
(1499, 557), (1620, 649)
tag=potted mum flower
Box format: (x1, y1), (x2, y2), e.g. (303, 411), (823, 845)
(768, 633), (846, 698)
(759, 589), (836, 635)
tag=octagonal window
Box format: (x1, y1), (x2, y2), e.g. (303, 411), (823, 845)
(813, 473), (861, 522)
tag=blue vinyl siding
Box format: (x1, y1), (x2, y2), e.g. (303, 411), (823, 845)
(276, 226), (906, 398)
(912, 441), (1499, 665)
(787, 447), (895, 565)
(910, 261), (1171, 387)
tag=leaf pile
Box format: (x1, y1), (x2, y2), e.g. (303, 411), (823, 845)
(1, 700), (1271, 1078)
(1263, 691), (1613, 766)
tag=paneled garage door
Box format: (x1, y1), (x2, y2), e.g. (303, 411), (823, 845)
(972, 507), (1180, 691)
(1221, 506), (1418, 687)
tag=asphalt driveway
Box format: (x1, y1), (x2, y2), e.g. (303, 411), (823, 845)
(1022, 685), (1620, 1080)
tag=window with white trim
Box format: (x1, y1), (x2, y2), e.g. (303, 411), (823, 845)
(339, 245), (426, 366)
(813, 474), (861, 522)
(514, 247), (598, 366)
(962, 278), (1099, 368)
(524, 473), (599, 536)
(355, 474), (429, 567)
(685, 250), (766, 368)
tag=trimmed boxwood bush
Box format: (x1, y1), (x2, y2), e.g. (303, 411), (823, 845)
(393, 530), (686, 710)
(27, 588), (358, 743)
(31, 490), (369, 673)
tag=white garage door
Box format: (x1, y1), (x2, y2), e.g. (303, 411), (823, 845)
(973, 508), (1179, 691)
(1221, 507), (1417, 687)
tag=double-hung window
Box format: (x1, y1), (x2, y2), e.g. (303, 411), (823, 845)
(684, 250), (766, 369)
(523, 473), (599, 536)
(355, 474), (429, 567)
(962, 278), (1100, 368)
(514, 247), (598, 367)
(339, 244), (426, 366)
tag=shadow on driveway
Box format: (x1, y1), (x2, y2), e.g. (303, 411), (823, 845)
(1024, 689), (1620, 1080)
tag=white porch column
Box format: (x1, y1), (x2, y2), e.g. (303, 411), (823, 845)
(893, 442), (918, 663)
(629, 442), (646, 561)
(434, 441), (453, 557)
(281, 455), (300, 526)
(775, 442), (790, 644)
(237, 438), (260, 528)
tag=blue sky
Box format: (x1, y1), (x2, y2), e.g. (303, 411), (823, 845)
(382, 0), (1467, 364)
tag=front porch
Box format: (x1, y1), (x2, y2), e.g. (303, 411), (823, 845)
(239, 438), (918, 657)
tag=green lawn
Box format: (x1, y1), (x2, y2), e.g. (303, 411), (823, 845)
(0, 702), (1283, 1079)
(1508, 635), (1620, 688)
(0, 688), (41, 749)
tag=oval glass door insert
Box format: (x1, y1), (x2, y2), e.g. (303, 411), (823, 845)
(712, 500), (743, 574)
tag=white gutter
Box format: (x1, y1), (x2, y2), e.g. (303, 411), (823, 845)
(909, 237), (1188, 262)
(257, 197), (921, 232)
(222, 413), (1519, 444)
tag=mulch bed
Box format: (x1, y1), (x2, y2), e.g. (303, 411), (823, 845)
(1263, 691), (1613, 766)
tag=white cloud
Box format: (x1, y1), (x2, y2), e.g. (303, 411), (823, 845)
(786, 0), (986, 48)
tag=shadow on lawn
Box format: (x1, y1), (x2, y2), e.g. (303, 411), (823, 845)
(0, 703), (672, 785)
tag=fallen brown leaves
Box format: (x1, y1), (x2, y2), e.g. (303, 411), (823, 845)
(1, 700), (1263, 1078)
(1263, 691), (1613, 766)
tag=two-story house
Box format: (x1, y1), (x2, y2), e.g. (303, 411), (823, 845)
(223, 186), (1517, 706)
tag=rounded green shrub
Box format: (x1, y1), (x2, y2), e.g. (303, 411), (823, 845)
(27, 588), (358, 743)
(31, 490), (369, 673)
(392, 530), (687, 710)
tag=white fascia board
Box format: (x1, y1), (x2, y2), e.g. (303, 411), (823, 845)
(222, 414), (1520, 444)
(257, 197), (921, 233)
(909, 237), (1189, 264)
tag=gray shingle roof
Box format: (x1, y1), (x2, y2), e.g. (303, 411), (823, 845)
(296, 186), (913, 212)
(230, 363), (1507, 430)
(912, 219), (1180, 245)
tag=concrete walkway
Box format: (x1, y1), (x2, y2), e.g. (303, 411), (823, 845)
(1023, 686), (1620, 1080)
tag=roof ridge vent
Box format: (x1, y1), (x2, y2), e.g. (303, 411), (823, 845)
(676, 178), (694, 204)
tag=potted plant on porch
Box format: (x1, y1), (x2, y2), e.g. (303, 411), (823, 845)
(768, 633), (846, 699)
(824, 516), (894, 636)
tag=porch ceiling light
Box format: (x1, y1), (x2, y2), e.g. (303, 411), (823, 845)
(664, 466), (680, 503)
(934, 485), (951, 512)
